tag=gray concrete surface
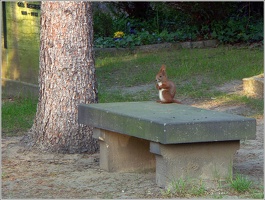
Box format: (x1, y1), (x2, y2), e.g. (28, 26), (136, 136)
(78, 101), (256, 144)
(93, 128), (156, 172)
(78, 101), (257, 188)
(150, 141), (240, 188)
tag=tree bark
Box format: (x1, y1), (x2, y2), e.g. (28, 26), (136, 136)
(25, 2), (98, 153)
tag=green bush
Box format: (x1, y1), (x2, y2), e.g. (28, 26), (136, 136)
(211, 16), (264, 43)
(93, 10), (114, 38)
(93, 2), (264, 48)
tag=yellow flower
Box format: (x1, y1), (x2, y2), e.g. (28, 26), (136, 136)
(114, 31), (125, 38)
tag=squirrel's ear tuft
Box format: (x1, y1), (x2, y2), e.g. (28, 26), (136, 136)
(160, 65), (166, 72)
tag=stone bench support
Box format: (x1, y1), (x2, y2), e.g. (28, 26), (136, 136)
(150, 141), (239, 187)
(93, 128), (156, 172)
(78, 101), (256, 188)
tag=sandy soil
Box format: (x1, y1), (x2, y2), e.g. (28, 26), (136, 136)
(2, 80), (264, 199)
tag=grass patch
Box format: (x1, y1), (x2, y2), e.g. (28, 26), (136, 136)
(251, 189), (264, 199)
(96, 46), (263, 105)
(220, 94), (264, 115)
(2, 97), (38, 137)
(2, 45), (263, 136)
(161, 175), (263, 199)
(230, 174), (253, 193)
(162, 178), (207, 198)
(201, 93), (264, 117)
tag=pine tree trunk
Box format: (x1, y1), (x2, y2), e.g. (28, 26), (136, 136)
(26, 2), (98, 153)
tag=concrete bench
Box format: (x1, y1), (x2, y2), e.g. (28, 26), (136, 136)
(78, 101), (256, 188)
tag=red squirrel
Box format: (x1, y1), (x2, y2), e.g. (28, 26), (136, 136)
(155, 65), (181, 104)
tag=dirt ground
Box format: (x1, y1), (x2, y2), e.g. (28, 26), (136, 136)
(2, 81), (264, 199)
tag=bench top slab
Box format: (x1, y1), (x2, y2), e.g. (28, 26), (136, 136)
(78, 101), (256, 144)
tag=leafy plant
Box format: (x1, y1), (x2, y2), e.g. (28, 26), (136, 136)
(93, 9), (114, 38)
(93, 2), (263, 47)
(210, 16), (263, 43)
(94, 37), (115, 48)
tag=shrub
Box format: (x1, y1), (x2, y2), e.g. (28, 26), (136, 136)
(211, 16), (264, 43)
(93, 9), (114, 38)
(93, 2), (264, 47)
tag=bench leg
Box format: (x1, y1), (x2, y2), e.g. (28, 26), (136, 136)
(150, 141), (240, 188)
(93, 128), (156, 172)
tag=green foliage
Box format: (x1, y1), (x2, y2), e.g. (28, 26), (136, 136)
(230, 174), (253, 193)
(93, 10), (113, 38)
(94, 29), (193, 49)
(93, 2), (263, 47)
(162, 178), (206, 198)
(161, 174), (263, 198)
(94, 15), (263, 48)
(211, 16), (264, 43)
(171, 178), (189, 196)
(251, 190), (264, 199)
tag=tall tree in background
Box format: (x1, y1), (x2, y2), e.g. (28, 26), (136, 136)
(25, 2), (98, 153)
